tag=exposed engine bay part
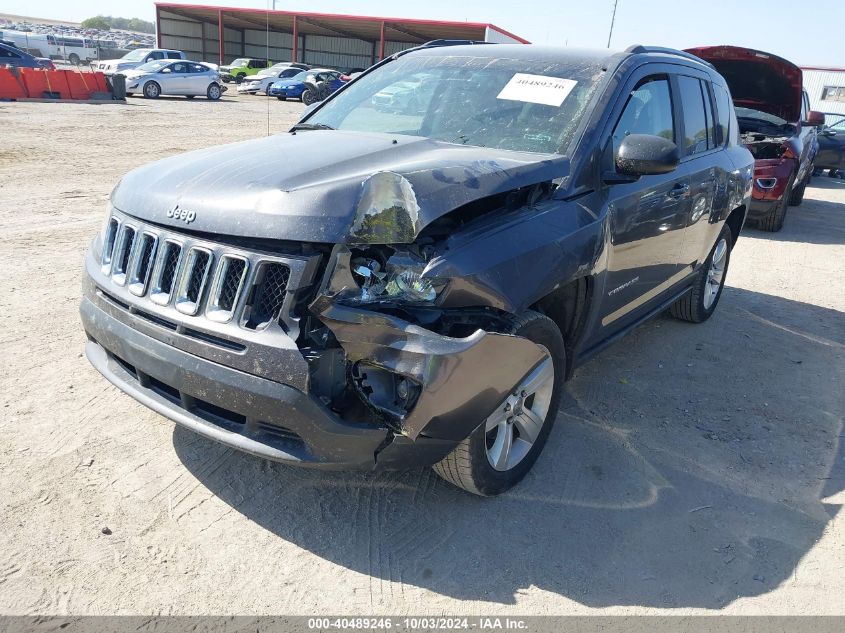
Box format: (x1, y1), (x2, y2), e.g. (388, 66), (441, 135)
(741, 134), (791, 160)
(308, 247), (548, 440)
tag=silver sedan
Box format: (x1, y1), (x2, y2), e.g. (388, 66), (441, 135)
(122, 60), (226, 100)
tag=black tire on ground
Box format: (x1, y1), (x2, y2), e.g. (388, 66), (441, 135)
(235, 74), (245, 84)
(206, 83), (221, 100)
(185, 95), (195, 99)
(302, 89), (317, 105)
(757, 174), (794, 232)
(789, 174), (808, 206)
(669, 224), (732, 323)
(143, 81), (161, 99)
(432, 310), (565, 497)
(276, 96), (285, 100)
(68, 53), (80, 65)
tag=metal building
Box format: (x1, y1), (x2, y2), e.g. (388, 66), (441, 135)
(803, 66), (845, 116)
(154, 3), (528, 70)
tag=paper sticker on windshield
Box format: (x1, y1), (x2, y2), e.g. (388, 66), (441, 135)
(497, 74), (577, 107)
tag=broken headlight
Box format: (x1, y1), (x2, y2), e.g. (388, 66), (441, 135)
(349, 252), (446, 305)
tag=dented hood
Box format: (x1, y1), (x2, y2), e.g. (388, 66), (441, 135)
(685, 46), (803, 122)
(111, 130), (568, 244)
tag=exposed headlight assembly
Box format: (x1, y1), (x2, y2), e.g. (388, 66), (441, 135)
(349, 251), (445, 305)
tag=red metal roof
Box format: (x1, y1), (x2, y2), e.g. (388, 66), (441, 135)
(155, 3), (529, 44)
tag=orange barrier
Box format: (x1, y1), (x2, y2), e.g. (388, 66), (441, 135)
(21, 68), (71, 99)
(0, 67), (112, 100)
(0, 67), (28, 99)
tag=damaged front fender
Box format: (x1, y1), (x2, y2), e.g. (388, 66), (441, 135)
(310, 249), (548, 441)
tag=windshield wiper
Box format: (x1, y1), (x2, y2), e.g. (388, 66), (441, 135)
(290, 122), (335, 132)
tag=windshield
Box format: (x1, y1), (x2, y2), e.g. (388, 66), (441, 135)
(121, 49), (149, 62)
(229, 58), (248, 67)
(306, 53), (605, 154)
(135, 60), (170, 73)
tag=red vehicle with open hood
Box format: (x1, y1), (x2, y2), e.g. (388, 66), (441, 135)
(686, 46), (824, 231)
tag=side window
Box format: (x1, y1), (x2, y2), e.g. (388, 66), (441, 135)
(172, 63), (187, 73)
(148, 51), (164, 61)
(167, 52), (181, 59)
(190, 64), (205, 73)
(612, 76), (674, 159)
(676, 75), (709, 155)
(713, 84), (732, 146)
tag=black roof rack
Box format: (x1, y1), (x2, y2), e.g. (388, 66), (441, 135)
(625, 44), (715, 69)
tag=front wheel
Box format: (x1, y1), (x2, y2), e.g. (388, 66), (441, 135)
(68, 53), (80, 65)
(670, 225), (732, 323)
(143, 81), (161, 99)
(207, 83), (221, 100)
(433, 311), (565, 496)
(301, 89), (318, 105)
(235, 73), (245, 84)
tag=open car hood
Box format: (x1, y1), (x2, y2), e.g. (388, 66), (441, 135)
(685, 46), (803, 122)
(111, 130), (568, 245)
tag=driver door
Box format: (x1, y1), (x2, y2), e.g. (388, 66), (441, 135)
(597, 71), (692, 334)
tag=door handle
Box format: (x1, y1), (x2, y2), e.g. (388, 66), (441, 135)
(667, 183), (689, 199)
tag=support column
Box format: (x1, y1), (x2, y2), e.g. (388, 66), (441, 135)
(155, 9), (162, 48)
(379, 20), (386, 60)
(291, 15), (298, 63)
(218, 10), (224, 65)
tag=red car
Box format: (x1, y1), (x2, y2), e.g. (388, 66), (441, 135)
(687, 46), (824, 231)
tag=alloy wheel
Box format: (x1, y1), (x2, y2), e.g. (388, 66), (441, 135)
(485, 350), (554, 472)
(704, 238), (727, 309)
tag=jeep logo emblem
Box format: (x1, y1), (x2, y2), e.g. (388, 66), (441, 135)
(167, 205), (196, 224)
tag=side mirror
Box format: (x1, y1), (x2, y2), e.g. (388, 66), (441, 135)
(614, 134), (680, 178)
(804, 111), (825, 127)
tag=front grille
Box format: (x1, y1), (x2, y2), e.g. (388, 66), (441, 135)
(150, 240), (182, 305)
(245, 263), (290, 329)
(111, 224), (136, 285)
(127, 232), (157, 296)
(175, 248), (212, 315)
(94, 209), (316, 338)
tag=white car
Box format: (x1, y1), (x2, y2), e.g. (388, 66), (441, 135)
(123, 60), (225, 100)
(236, 65), (307, 95)
(96, 48), (185, 76)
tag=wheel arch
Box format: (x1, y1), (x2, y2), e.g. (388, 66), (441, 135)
(724, 203), (747, 246)
(531, 275), (593, 380)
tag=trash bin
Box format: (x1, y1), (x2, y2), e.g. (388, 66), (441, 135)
(109, 73), (126, 100)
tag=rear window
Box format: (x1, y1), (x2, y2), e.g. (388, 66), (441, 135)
(677, 75), (709, 155)
(713, 83), (732, 145)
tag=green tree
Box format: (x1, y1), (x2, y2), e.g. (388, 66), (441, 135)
(81, 16), (111, 30)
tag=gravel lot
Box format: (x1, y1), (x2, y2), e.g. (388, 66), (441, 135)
(0, 96), (843, 615)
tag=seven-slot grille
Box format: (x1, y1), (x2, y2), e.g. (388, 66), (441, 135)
(99, 214), (293, 330)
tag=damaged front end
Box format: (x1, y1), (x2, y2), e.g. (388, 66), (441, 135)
(293, 169), (554, 449)
(302, 246), (548, 447)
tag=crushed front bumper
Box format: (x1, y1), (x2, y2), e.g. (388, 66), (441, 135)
(80, 248), (546, 469)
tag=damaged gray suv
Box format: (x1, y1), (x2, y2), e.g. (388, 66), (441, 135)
(80, 43), (753, 496)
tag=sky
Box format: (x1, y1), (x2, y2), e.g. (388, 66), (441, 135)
(2, 0), (836, 66)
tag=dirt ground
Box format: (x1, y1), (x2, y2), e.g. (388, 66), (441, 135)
(0, 96), (843, 616)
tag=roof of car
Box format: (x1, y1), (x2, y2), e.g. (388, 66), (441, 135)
(403, 42), (714, 73)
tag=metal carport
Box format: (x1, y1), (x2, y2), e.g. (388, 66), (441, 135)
(155, 3), (528, 69)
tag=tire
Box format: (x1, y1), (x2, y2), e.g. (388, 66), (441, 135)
(302, 89), (319, 105)
(207, 83), (221, 100)
(757, 174), (794, 232)
(789, 174), (807, 206)
(143, 81), (161, 99)
(235, 73), (245, 84)
(670, 225), (732, 323)
(185, 95), (195, 100)
(433, 310), (565, 496)
(276, 96), (285, 101)
(68, 53), (80, 65)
